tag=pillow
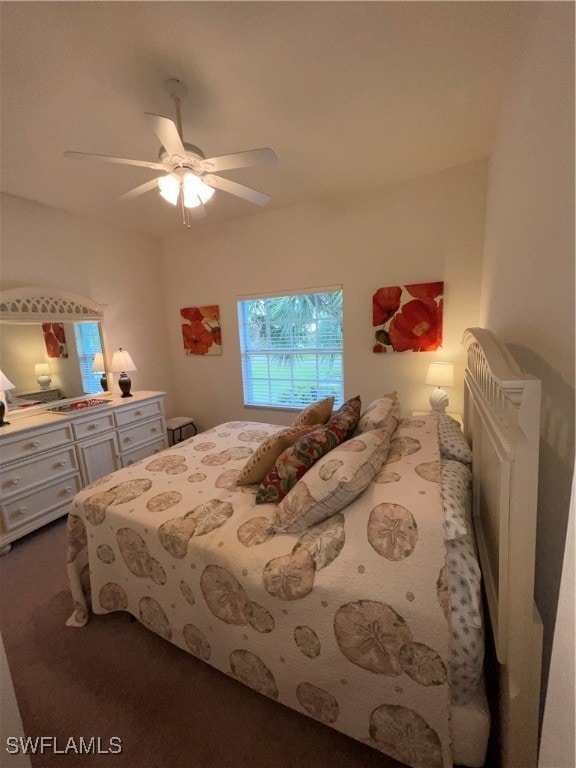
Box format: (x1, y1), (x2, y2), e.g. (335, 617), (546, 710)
(292, 396), (334, 427)
(441, 459), (473, 540)
(237, 424), (320, 485)
(438, 414), (472, 464)
(256, 396), (362, 504)
(356, 391), (401, 434)
(271, 413), (399, 533)
(327, 395), (362, 437)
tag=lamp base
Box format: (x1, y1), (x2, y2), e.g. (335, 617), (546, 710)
(37, 375), (52, 390)
(118, 373), (132, 398)
(100, 373), (108, 392)
(429, 387), (449, 414)
(0, 400), (10, 427)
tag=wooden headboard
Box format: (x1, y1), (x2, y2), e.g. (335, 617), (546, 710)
(462, 328), (543, 768)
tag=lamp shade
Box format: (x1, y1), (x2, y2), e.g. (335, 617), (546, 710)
(35, 363), (50, 377)
(110, 348), (136, 373)
(425, 362), (454, 388)
(0, 370), (15, 391)
(92, 352), (105, 373)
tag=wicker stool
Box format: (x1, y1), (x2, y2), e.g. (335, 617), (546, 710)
(166, 416), (197, 445)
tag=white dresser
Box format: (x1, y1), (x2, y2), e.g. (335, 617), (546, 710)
(0, 391), (167, 554)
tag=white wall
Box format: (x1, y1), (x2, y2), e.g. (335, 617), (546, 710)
(0, 193), (177, 414)
(479, 2), (575, 746)
(161, 160), (487, 430)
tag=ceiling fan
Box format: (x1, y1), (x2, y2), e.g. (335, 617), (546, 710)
(63, 79), (278, 226)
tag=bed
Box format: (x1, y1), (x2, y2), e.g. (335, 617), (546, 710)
(66, 327), (542, 768)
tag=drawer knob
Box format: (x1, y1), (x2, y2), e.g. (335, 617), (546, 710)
(29, 440), (40, 448)
(151, 427), (158, 433)
(124, 436), (133, 443)
(88, 424), (98, 431)
(135, 410), (143, 416)
(56, 461), (67, 468)
(9, 477), (21, 485)
(15, 507), (28, 516)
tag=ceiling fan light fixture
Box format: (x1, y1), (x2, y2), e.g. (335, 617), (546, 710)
(158, 174), (180, 206)
(183, 173), (215, 208)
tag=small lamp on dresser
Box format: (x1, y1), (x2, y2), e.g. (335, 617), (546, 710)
(425, 362), (454, 414)
(35, 362), (52, 390)
(0, 370), (15, 427)
(92, 352), (108, 391)
(110, 348), (137, 398)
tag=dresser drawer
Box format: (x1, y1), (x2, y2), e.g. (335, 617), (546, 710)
(121, 438), (167, 467)
(117, 417), (165, 453)
(0, 446), (78, 499)
(0, 424), (73, 463)
(114, 399), (163, 427)
(72, 412), (115, 440)
(0, 473), (82, 532)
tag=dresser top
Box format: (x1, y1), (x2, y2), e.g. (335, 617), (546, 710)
(0, 391), (166, 438)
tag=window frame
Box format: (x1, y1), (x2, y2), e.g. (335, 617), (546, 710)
(236, 286), (344, 411)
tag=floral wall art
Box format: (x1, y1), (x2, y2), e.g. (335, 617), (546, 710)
(42, 322), (68, 358)
(372, 281), (443, 353)
(181, 305), (222, 356)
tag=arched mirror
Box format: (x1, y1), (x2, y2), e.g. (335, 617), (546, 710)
(0, 287), (107, 416)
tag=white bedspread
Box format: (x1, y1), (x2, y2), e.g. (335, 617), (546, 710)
(67, 417), (452, 768)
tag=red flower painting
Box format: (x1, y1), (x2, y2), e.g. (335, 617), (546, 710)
(42, 322), (68, 358)
(372, 282), (443, 353)
(180, 305), (222, 356)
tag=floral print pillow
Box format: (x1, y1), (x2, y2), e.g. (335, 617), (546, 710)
(256, 396), (361, 504)
(237, 424), (320, 485)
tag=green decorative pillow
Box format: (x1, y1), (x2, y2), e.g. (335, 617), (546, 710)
(292, 396), (334, 427)
(271, 413), (398, 533)
(256, 396), (361, 505)
(356, 391), (401, 434)
(237, 424), (320, 486)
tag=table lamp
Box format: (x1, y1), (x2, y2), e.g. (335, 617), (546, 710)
(0, 370), (16, 426)
(110, 348), (137, 398)
(35, 363), (51, 390)
(92, 352), (108, 391)
(425, 362), (454, 414)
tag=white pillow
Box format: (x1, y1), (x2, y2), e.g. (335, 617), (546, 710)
(441, 459), (473, 540)
(356, 391), (401, 434)
(438, 414), (472, 464)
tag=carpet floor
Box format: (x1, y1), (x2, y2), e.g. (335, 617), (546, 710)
(0, 517), (498, 768)
(0, 517), (410, 768)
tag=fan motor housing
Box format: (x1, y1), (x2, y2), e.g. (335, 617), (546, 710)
(159, 142), (206, 172)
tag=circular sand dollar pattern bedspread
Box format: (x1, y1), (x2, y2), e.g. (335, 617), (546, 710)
(67, 416), (451, 768)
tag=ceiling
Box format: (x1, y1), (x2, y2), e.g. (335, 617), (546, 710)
(1, 2), (529, 240)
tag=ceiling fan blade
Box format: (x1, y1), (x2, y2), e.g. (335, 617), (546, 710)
(114, 177), (162, 202)
(203, 174), (271, 206)
(201, 148), (278, 173)
(63, 151), (164, 171)
(144, 113), (187, 159)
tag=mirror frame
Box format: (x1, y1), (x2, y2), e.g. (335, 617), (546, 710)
(0, 286), (107, 418)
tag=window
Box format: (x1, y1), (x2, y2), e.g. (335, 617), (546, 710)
(237, 287), (343, 409)
(73, 322), (102, 395)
